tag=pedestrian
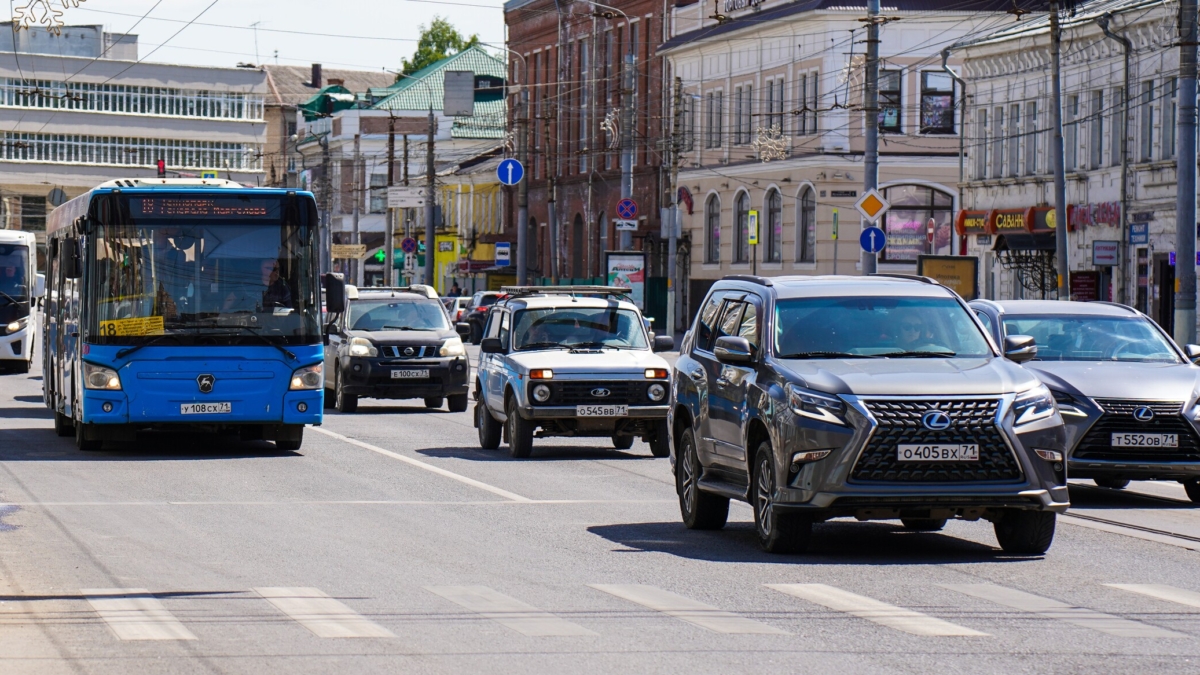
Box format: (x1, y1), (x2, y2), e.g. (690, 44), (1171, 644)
(449, 281), (463, 297)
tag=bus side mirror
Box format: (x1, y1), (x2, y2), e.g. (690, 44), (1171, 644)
(62, 238), (82, 279)
(33, 273), (45, 298)
(323, 273), (346, 314)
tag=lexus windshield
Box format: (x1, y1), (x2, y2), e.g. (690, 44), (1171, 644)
(1002, 315), (1181, 363)
(349, 299), (449, 331)
(0, 244), (29, 302)
(513, 307), (648, 350)
(88, 194), (320, 345)
(774, 296), (993, 358)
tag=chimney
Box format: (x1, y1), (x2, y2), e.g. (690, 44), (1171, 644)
(311, 63), (322, 88)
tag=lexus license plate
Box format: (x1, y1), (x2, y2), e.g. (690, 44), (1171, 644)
(180, 402), (232, 415)
(576, 404), (628, 417)
(1111, 433), (1178, 448)
(897, 444), (980, 461)
(391, 369), (429, 379)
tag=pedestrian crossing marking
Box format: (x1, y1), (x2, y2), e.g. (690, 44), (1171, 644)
(82, 588), (197, 641)
(425, 586), (596, 636)
(589, 584), (786, 634)
(254, 587), (395, 638)
(941, 583), (1187, 638)
(1107, 584), (1200, 610)
(766, 583), (988, 636)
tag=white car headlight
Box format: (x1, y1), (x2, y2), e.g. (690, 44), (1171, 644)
(290, 363), (323, 390)
(440, 336), (466, 357)
(1014, 384), (1057, 427)
(83, 362), (122, 390)
(786, 384), (847, 426)
(348, 337), (377, 357)
(532, 383), (551, 402)
(648, 383), (667, 401)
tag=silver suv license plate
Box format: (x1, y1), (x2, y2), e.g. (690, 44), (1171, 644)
(1111, 433), (1178, 447)
(577, 405), (628, 417)
(897, 444), (980, 461)
(180, 402), (232, 414)
(391, 369), (429, 379)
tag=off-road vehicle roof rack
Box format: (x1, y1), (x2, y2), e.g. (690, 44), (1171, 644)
(723, 274), (774, 286)
(499, 285), (631, 298)
(868, 273), (941, 285)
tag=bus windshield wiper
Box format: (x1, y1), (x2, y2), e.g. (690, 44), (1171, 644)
(0, 288), (20, 305)
(878, 349), (958, 358)
(776, 351), (879, 359)
(199, 324), (296, 360)
(115, 334), (179, 359)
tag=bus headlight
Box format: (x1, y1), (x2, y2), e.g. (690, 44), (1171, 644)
(83, 362), (122, 390)
(290, 363), (323, 390)
(440, 336), (466, 357)
(348, 337), (377, 357)
(5, 317), (27, 334)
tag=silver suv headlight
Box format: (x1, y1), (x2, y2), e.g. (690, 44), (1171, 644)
(348, 337), (377, 357)
(1013, 384), (1057, 427)
(83, 362), (122, 390)
(439, 336), (466, 357)
(786, 384), (847, 426)
(290, 363), (323, 390)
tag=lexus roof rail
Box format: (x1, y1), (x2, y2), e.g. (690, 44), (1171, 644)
(723, 274), (774, 286)
(868, 273), (941, 285)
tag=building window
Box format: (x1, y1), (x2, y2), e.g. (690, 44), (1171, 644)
(1163, 77), (1177, 160)
(706, 91), (723, 148)
(991, 107), (1004, 178)
(681, 95), (695, 152)
(920, 71), (955, 134)
(1089, 90), (1104, 169)
(1008, 103), (1020, 177)
(880, 185), (953, 263)
(765, 188), (782, 263)
(369, 174), (387, 213)
(0, 131), (262, 171)
(1064, 94), (1078, 171)
(705, 195), (721, 263)
(734, 85), (752, 145)
(1025, 100), (1038, 175)
(0, 78), (264, 120)
(1110, 87), (1123, 168)
(975, 107), (988, 179)
(734, 191), (750, 263)
(766, 78), (785, 133)
(879, 69), (901, 133)
(1139, 80), (1154, 161)
(797, 71), (818, 136)
(796, 187), (815, 263)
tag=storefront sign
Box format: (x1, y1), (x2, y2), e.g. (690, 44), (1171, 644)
(724, 0), (763, 11)
(1131, 211), (1154, 224)
(1092, 240), (1119, 266)
(976, 234), (992, 246)
(1130, 222), (1149, 244)
(606, 251), (647, 310)
(1068, 202), (1120, 230)
(1071, 271), (1101, 302)
(954, 209), (989, 236)
(1028, 207), (1056, 234)
(1168, 252), (1200, 266)
(917, 255), (979, 300)
(989, 208), (1028, 234)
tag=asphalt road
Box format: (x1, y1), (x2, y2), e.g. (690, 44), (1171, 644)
(5, 350), (1200, 674)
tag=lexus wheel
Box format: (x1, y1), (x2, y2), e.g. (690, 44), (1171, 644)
(1094, 478), (1130, 490)
(753, 443), (811, 554)
(1183, 480), (1200, 503)
(993, 510), (1056, 555)
(675, 427), (728, 530)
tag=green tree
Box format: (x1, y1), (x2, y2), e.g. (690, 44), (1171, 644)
(400, 17), (480, 77)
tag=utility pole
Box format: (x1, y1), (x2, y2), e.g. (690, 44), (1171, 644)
(620, 52), (635, 251)
(1096, 14), (1131, 305)
(385, 118), (396, 287)
(319, 135), (331, 274)
(403, 134), (410, 284)
(1050, 2), (1071, 300)
(425, 109), (437, 287)
(1176, 0), (1198, 344)
(667, 77), (683, 341)
(861, 0), (880, 276)
(352, 133), (361, 287)
(517, 89), (530, 285)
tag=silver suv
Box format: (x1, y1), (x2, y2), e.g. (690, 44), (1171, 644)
(472, 287), (675, 458)
(670, 275), (1070, 554)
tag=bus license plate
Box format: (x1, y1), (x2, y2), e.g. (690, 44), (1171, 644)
(897, 444), (979, 461)
(577, 405), (628, 417)
(1111, 433), (1178, 448)
(391, 369), (429, 379)
(180, 402), (232, 415)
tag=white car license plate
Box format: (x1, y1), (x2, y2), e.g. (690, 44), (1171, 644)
(1111, 433), (1178, 448)
(391, 369), (429, 379)
(897, 444), (980, 461)
(576, 404), (628, 417)
(180, 402), (232, 415)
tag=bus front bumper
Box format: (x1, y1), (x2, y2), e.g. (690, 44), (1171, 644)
(81, 388), (323, 426)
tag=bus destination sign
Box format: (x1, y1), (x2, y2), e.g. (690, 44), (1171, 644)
(130, 197), (277, 218)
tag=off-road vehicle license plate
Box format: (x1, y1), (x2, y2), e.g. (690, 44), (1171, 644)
(391, 369), (429, 379)
(1111, 433), (1177, 448)
(897, 444), (979, 461)
(180, 402), (232, 414)
(576, 404), (628, 417)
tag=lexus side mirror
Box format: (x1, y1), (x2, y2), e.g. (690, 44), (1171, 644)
(456, 322), (472, 338)
(323, 273), (346, 314)
(1185, 344), (1200, 363)
(653, 335), (675, 352)
(33, 273), (45, 298)
(714, 335), (753, 364)
(1003, 334), (1038, 364)
(480, 337), (504, 354)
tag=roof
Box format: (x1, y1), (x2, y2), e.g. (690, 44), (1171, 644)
(724, 274), (958, 299)
(955, 0), (1159, 50)
(373, 46), (505, 110)
(298, 84), (358, 121)
(263, 65), (396, 108)
(982, 300), (1141, 317)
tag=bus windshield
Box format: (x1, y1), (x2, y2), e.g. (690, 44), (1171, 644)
(0, 244), (29, 302)
(88, 196), (319, 345)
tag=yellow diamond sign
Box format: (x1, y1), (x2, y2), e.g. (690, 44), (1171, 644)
(854, 188), (891, 223)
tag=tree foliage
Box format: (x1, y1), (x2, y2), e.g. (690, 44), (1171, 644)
(400, 17), (480, 77)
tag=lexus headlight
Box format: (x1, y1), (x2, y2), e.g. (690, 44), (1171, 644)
(1050, 389), (1088, 417)
(5, 317), (27, 334)
(83, 362), (122, 390)
(348, 337), (377, 357)
(439, 336), (466, 357)
(290, 363), (323, 390)
(786, 384), (847, 426)
(1014, 385), (1057, 427)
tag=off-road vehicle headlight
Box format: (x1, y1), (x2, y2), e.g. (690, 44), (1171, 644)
(532, 384), (551, 402)
(648, 383), (667, 401)
(786, 384), (847, 426)
(440, 336), (466, 357)
(348, 337), (377, 357)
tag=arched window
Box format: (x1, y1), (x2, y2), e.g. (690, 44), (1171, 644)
(795, 187), (816, 263)
(765, 189), (783, 263)
(880, 184), (954, 262)
(705, 195), (721, 263)
(571, 213), (585, 278)
(734, 191), (750, 263)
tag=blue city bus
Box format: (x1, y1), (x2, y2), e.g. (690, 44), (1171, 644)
(42, 179), (336, 451)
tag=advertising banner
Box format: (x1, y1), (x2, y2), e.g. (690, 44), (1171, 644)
(605, 251), (647, 309)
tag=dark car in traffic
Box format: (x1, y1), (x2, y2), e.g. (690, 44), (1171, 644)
(462, 291), (502, 344)
(970, 299), (1200, 502)
(669, 275), (1069, 554)
(323, 286), (470, 413)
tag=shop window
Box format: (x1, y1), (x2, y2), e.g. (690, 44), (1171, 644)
(880, 185), (953, 263)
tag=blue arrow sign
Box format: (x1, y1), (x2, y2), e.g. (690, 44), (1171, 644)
(617, 198), (638, 220)
(860, 226), (887, 254)
(497, 158), (524, 186)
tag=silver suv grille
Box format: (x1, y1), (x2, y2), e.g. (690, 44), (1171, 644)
(850, 398), (1022, 483)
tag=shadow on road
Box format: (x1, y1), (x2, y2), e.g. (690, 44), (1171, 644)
(0, 405), (52, 419)
(327, 404), (456, 416)
(12, 395), (43, 403)
(1067, 483), (1193, 509)
(587, 521), (1037, 565)
(417, 445), (655, 462)
(0, 429), (300, 461)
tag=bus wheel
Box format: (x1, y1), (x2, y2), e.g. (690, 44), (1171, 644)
(276, 427), (303, 452)
(53, 411), (74, 437)
(75, 422), (102, 452)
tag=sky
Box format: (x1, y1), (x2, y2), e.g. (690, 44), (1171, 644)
(48, 0), (507, 72)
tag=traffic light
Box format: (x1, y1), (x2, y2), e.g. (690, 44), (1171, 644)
(156, 159), (166, 178)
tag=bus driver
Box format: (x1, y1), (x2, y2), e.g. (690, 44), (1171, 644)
(223, 258), (293, 312)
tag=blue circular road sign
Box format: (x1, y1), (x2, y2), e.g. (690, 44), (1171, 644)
(497, 158), (524, 186)
(860, 226), (887, 254)
(617, 198), (638, 220)
(400, 237), (419, 254)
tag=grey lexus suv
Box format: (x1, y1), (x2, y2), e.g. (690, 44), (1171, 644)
(669, 275), (1069, 555)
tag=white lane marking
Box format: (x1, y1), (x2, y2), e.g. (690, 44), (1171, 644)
(254, 587), (395, 638)
(82, 588), (197, 641)
(426, 586), (596, 636)
(1107, 584), (1200, 609)
(766, 583), (987, 637)
(311, 427), (532, 502)
(589, 584), (786, 635)
(941, 584), (1187, 638)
